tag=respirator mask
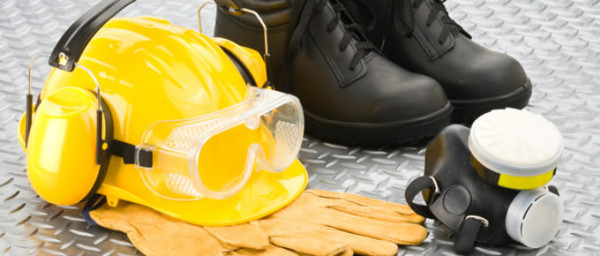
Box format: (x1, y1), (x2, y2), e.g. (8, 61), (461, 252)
(405, 108), (564, 253)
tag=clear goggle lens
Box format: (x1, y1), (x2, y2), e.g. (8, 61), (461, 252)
(139, 87), (304, 200)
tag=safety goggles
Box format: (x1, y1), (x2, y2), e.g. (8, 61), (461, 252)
(136, 86), (303, 200)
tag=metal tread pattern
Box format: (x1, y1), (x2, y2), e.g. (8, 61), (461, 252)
(0, 0), (598, 255)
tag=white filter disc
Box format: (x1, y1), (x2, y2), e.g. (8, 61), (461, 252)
(505, 188), (563, 248)
(469, 108), (564, 176)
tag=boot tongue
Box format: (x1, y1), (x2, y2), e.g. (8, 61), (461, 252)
(430, 0), (471, 38)
(339, 0), (376, 32)
(331, 0), (379, 70)
(338, 7), (374, 45)
(289, 0), (378, 71)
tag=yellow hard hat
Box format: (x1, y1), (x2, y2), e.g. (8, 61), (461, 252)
(18, 2), (306, 226)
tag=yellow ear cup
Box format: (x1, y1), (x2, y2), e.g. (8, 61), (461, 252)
(26, 87), (109, 205)
(18, 112), (28, 151)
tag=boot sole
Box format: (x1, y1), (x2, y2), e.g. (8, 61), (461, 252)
(451, 79), (533, 124)
(304, 102), (453, 147)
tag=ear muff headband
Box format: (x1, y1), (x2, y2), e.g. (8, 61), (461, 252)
(49, 0), (136, 71)
(83, 96), (114, 203)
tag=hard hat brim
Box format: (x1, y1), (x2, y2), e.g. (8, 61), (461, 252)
(97, 158), (308, 226)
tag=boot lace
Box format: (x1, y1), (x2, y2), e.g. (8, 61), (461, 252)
(290, 0), (377, 71)
(403, 0), (470, 44)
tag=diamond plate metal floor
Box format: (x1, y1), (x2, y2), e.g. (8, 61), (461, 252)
(1, 0), (599, 255)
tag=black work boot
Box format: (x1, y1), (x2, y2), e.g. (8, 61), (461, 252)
(215, 0), (452, 146)
(340, 0), (532, 123)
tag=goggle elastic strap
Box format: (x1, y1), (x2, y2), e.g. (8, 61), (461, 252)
(111, 140), (153, 169)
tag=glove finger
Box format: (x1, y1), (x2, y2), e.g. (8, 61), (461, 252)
(260, 221), (351, 256)
(204, 221), (269, 250)
(271, 236), (352, 256)
(218, 245), (300, 256)
(271, 226), (396, 256)
(304, 189), (345, 200)
(90, 202), (151, 233)
(320, 208), (429, 245)
(330, 203), (425, 224)
(90, 203), (239, 256)
(340, 191), (421, 215)
(306, 190), (424, 223)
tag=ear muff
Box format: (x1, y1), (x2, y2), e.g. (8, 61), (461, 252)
(22, 0), (128, 206)
(25, 87), (113, 205)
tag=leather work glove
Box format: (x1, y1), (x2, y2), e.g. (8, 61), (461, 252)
(257, 190), (427, 255)
(90, 190), (428, 256)
(89, 201), (293, 256)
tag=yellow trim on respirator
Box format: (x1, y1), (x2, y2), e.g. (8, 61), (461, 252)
(497, 169), (555, 190)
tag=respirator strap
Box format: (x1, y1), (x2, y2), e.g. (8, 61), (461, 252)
(455, 215), (489, 254)
(404, 176), (438, 219)
(546, 185), (559, 196)
(111, 140), (153, 168)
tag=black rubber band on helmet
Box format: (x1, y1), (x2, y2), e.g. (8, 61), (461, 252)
(81, 194), (107, 226)
(220, 46), (257, 87)
(81, 96), (113, 203)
